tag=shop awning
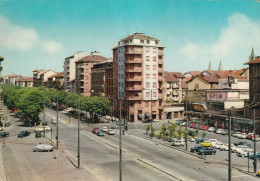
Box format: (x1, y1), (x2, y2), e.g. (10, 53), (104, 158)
(192, 103), (208, 112)
(145, 113), (150, 118)
(138, 114), (143, 119)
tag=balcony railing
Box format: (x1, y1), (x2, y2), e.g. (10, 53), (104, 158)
(125, 76), (142, 81)
(125, 58), (142, 64)
(125, 67), (142, 72)
(125, 49), (142, 55)
(127, 95), (142, 100)
(158, 68), (163, 72)
(125, 85), (142, 91)
(158, 50), (163, 56)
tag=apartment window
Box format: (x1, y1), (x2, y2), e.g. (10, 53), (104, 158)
(155, 41), (158, 45)
(153, 48), (157, 53)
(130, 39), (132, 43)
(145, 102), (149, 107)
(146, 65), (150, 70)
(153, 82), (157, 88)
(146, 82), (150, 88)
(147, 40), (150, 44)
(146, 92), (150, 97)
(153, 65), (157, 70)
(251, 80), (255, 88)
(195, 84), (199, 90)
(146, 56), (149, 61)
(130, 55), (134, 60)
(153, 92), (157, 97)
(140, 40), (144, 44)
(146, 47), (149, 53)
(146, 74), (150, 79)
(153, 56), (156, 62)
(153, 74), (157, 79)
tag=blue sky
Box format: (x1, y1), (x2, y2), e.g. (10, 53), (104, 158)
(0, 0), (260, 76)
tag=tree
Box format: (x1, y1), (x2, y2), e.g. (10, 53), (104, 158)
(202, 130), (207, 137)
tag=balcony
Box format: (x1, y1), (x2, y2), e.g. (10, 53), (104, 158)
(172, 91), (178, 96)
(158, 94), (163, 99)
(158, 68), (163, 72)
(166, 91), (171, 95)
(256, 72), (260, 77)
(173, 97), (179, 102)
(158, 76), (163, 81)
(125, 67), (142, 73)
(158, 59), (163, 64)
(125, 48), (142, 55)
(158, 50), (163, 56)
(125, 85), (142, 91)
(125, 58), (142, 64)
(127, 95), (142, 100)
(125, 76), (142, 81)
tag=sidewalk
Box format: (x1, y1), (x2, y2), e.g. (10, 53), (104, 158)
(0, 145), (7, 181)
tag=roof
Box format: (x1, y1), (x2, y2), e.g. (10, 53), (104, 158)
(48, 73), (64, 79)
(180, 82), (188, 89)
(204, 70), (244, 77)
(244, 57), (260, 65)
(165, 71), (185, 78)
(165, 75), (179, 83)
(33, 69), (39, 72)
(184, 71), (200, 76)
(76, 55), (108, 63)
(9, 74), (23, 78)
(120, 33), (159, 42)
(16, 77), (33, 82)
(219, 75), (247, 80)
(188, 75), (219, 83)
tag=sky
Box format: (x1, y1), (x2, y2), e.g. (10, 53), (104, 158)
(0, 0), (260, 76)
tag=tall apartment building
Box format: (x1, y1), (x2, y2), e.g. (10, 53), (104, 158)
(91, 59), (113, 102)
(63, 51), (88, 93)
(75, 51), (108, 96)
(113, 33), (164, 122)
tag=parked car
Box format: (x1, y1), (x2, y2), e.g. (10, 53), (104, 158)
(193, 124), (200, 129)
(176, 120), (183, 126)
(33, 144), (54, 152)
(213, 141), (224, 149)
(198, 125), (205, 130)
(97, 131), (104, 136)
(35, 131), (41, 138)
(35, 126), (51, 132)
(172, 140), (184, 146)
(220, 129), (228, 135)
(209, 139), (218, 145)
(18, 131), (30, 138)
(188, 130), (195, 137)
(0, 127), (4, 131)
(249, 152), (260, 159)
(202, 126), (209, 130)
(190, 145), (204, 152)
(92, 128), (99, 134)
(251, 135), (260, 142)
(101, 127), (109, 132)
(198, 147), (216, 155)
(189, 123), (195, 128)
(234, 141), (251, 147)
(107, 129), (115, 135)
(51, 118), (57, 124)
(220, 144), (234, 151)
(232, 145), (250, 153)
(216, 129), (223, 134)
(208, 127), (215, 132)
(237, 133), (247, 139)
(232, 132), (242, 137)
(0, 131), (9, 138)
(237, 148), (254, 157)
(196, 137), (209, 144)
(213, 127), (218, 133)
(200, 140), (213, 147)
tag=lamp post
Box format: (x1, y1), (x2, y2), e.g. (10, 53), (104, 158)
(119, 98), (122, 181)
(185, 89), (188, 150)
(253, 109), (257, 173)
(228, 111), (231, 181)
(78, 93), (81, 168)
(56, 91), (59, 149)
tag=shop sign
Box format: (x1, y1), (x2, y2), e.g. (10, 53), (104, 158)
(207, 92), (227, 100)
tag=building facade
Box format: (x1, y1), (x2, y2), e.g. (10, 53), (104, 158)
(113, 33), (164, 122)
(46, 73), (64, 90)
(15, 77), (33, 87)
(63, 51), (88, 93)
(75, 51), (108, 96)
(33, 69), (56, 87)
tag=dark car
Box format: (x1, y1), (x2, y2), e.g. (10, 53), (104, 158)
(213, 127), (218, 133)
(18, 131), (30, 138)
(196, 137), (209, 144)
(190, 145), (204, 152)
(0, 131), (9, 138)
(188, 130), (195, 137)
(176, 120), (183, 126)
(234, 141), (251, 147)
(35, 131), (41, 138)
(198, 147), (216, 155)
(249, 152), (260, 159)
(193, 124), (200, 129)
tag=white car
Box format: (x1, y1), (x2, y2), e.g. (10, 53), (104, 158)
(237, 148), (254, 157)
(237, 133), (247, 139)
(35, 126), (51, 132)
(107, 129), (115, 135)
(209, 139), (218, 144)
(233, 132), (241, 137)
(208, 127), (214, 132)
(216, 129), (223, 134)
(220, 144), (234, 151)
(232, 145), (250, 153)
(33, 144), (54, 152)
(213, 141), (224, 149)
(101, 127), (109, 132)
(172, 140), (185, 146)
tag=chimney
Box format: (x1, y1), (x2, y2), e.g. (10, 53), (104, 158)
(91, 51), (100, 56)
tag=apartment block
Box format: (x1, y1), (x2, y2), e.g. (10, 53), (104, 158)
(15, 77), (33, 87)
(33, 69), (56, 87)
(46, 73), (64, 90)
(113, 33), (164, 122)
(63, 51), (88, 93)
(75, 51), (108, 96)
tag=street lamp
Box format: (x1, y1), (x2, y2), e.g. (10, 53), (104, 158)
(78, 93), (81, 169)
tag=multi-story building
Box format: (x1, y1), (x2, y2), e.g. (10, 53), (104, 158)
(7, 74), (23, 85)
(113, 33), (164, 122)
(63, 51), (88, 93)
(244, 55), (260, 133)
(15, 77), (33, 87)
(91, 59), (113, 101)
(46, 73), (64, 90)
(218, 75), (249, 89)
(75, 51), (108, 96)
(33, 69), (56, 87)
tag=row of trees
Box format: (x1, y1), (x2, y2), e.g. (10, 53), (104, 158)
(1, 85), (112, 125)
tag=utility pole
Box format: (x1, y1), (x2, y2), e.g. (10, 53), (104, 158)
(185, 89), (188, 150)
(228, 111), (231, 181)
(253, 109), (257, 173)
(56, 92), (59, 149)
(119, 99), (122, 181)
(150, 90), (153, 139)
(78, 93), (81, 168)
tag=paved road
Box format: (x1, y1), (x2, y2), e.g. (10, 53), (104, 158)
(43, 108), (259, 180)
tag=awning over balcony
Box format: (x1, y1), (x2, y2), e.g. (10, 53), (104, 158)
(145, 113), (150, 118)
